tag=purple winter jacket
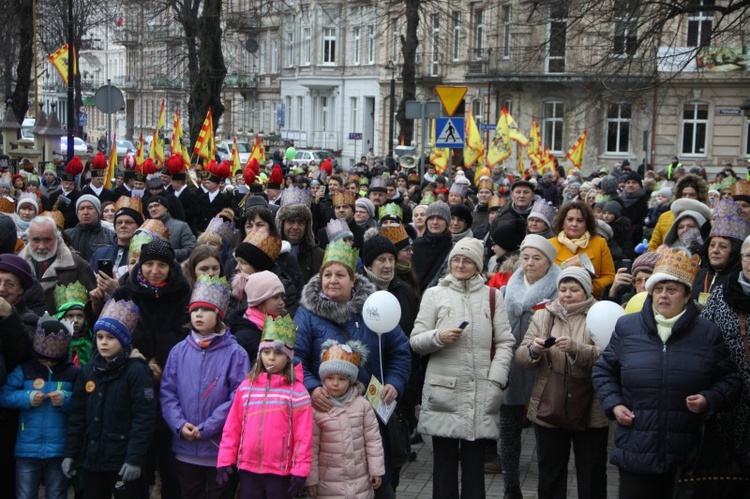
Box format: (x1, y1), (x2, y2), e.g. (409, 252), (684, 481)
(160, 331), (251, 458)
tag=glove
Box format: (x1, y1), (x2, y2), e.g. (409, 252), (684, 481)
(118, 463), (141, 482)
(61, 457), (76, 479)
(216, 466), (234, 487)
(288, 475), (307, 496)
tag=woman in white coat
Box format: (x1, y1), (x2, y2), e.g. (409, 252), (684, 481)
(410, 237), (515, 499)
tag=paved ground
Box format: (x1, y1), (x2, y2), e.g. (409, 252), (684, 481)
(397, 426), (620, 498)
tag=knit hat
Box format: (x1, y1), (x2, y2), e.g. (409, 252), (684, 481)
(519, 234), (557, 265)
(325, 219), (354, 242)
(362, 235), (397, 268)
(596, 219), (614, 241)
(93, 299), (140, 347)
(425, 200), (451, 226)
(557, 266), (593, 297)
(235, 229), (282, 271)
(624, 171), (643, 186)
(244, 270), (285, 307)
(258, 314), (296, 360)
(631, 251), (660, 278)
(449, 183), (468, 198)
(449, 203), (473, 227)
(139, 238), (175, 265)
(603, 201), (622, 217)
(645, 248), (701, 293)
(16, 193), (39, 214)
(147, 195), (169, 211)
(490, 219), (526, 252)
(599, 175), (619, 194)
(33, 314), (73, 361)
(355, 197), (375, 218)
(528, 199), (558, 228)
(448, 237), (484, 271)
(189, 275), (231, 319)
(318, 339), (368, 383)
(0, 253), (34, 289)
(76, 194), (101, 215)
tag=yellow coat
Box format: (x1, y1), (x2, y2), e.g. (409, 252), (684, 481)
(648, 210), (674, 251)
(548, 234), (615, 298)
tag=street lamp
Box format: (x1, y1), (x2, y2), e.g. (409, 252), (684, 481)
(385, 60), (396, 161)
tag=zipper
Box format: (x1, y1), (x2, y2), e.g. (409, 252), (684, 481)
(202, 376), (220, 399)
(257, 376), (270, 470)
(659, 339), (668, 465)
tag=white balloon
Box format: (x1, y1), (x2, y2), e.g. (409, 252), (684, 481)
(363, 291), (401, 335)
(585, 301), (625, 349)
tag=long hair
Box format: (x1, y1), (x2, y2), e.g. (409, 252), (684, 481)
(553, 201), (598, 236)
(248, 347), (294, 385)
(184, 245), (224, 288)
(239, 206), (280, 242)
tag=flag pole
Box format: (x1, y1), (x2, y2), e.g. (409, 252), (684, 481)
(66, 0), (75, 162)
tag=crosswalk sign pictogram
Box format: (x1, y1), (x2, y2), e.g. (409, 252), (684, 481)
(435, 117), (465, 148)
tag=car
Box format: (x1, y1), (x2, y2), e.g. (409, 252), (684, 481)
(114, 139), (137, 159)
(293, 149), (338, 168)
(59, 137), (89, 156)
(216, 140), (252, 164)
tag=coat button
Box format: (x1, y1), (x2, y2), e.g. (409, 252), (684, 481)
(98, 392), (103, 397)
(94, 417), (99, 422)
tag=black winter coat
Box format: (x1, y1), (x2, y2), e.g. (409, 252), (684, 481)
(412, 233), (453, 293)
(593, 296), (741, 474)
(225, 310), (262, 361)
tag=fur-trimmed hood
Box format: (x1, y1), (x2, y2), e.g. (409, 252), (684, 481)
(675, 173), (709, 203)
(503, 264), (560, 327)
(300, 274), (377, 324)
(275, 203), (317, 247)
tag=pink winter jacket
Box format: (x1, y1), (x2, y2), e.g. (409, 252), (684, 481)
(306, 392), (385, 499)
(217, 362), (313, 477)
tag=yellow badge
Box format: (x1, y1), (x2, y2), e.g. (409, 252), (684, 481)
(698, 292), (710, 306)
(85, 380), (96, 393)
(32, 378), (45, 390)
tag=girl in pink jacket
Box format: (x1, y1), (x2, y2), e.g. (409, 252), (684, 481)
(216, 315), (313, 498)
(305, 340), (385, 499)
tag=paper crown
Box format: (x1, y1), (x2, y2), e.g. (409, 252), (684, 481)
(205, 216), (235, 246)
(449, 183), (468, 198)
(476, 179), (494, 192)
(645, 248), (701, 292)
(41, 210), (65, 229)
(529, 199), (559, 227)
(325, 219), (353, 242)
(378, 203), (403, 221)
(245, 228), (281, 261)
(487, 196), (504, 211)
(318, 339), (369, 382)
(380, 225), (411, 248)
(190, 275), (231, 318)
(322, 238), (359, 271)
(54, 281), (89, 310)
(0, 197), (14, 214)
(279, 186), (313, 207)
(331, 191), (356, 207)
(421, 192), (436, 205)
(731, 179), (750, 199)
(260, 314), (297, 350)
(95, 299), (140, 342)
(710, 209), (750, 241)
(129, 230), (154, 255)
(33, 313), (74, 359)
(115, 195), (143, 214)
(712, 198), (742, 217)
(370, 177), (387, 191)
(407, 173), (420, 183)
(359, 176), (370, 185)
(139, 219), (170, 240)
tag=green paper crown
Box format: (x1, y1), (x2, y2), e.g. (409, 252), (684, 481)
(322, 239), (359, 271)
(54, 281), (88, 309)
(261, 314), (297, 348)
(129, 231), (153, 255)
(378, 203), (403, 221)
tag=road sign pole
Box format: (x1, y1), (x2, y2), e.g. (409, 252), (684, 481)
(419, 102), (427, 181)
(107, 79), (112, 151)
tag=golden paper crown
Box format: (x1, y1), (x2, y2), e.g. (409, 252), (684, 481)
(321, 342), (361, 366)
(331, 191), (356, 207)
(114, 195), (143, 214)
(487, 196), (504, 210)
(731, 179), (750, 198)
(245, 229), (281, 261)
(322, 239), (359, 271)
(261, 314), (297, 348)
(650, 248), (701, 289)
(477, 179), (494, 192)
(54, 281), (89, 309)
(139, 219), (170, 240)
(41, 210), (65, 229)
(0, 197), (15, 214)
(378, 203), (403, 221)
(380, 225), (410, 246)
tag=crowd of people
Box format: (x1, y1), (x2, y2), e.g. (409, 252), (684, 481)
(0, 149), (748, 499)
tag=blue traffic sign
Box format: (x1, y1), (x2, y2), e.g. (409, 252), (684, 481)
(435, 117), (465, 148)
(480, 123), (496, 131)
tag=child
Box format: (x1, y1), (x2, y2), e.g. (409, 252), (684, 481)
(0, 315), (80, 499)
(160, 275), (250, 498)
(229, 270), (286, 360)
(217, 315), (313, 498)
(306, 340), (385, 499)
(62, 299), (156, 499)
(54, 281), (93, 367)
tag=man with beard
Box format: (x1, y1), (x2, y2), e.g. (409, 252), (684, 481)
(275, 200), (324, 284)
(18, 216), (96, 315)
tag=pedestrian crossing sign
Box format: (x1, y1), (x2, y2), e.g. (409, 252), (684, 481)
(435, 117), (465, 148)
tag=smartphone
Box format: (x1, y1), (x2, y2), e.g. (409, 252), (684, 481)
(620, 259), (633, 273)
(544, 336), (557, 349)
(99, 259), (114, 278)
(458, 320), (469, 330)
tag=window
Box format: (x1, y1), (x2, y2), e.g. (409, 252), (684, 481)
(682, 102), (708, 155)
(543, 101), (565, 152)
(367, 26), (375, 64)
(392, 21), (399, 62)
(547, 5), (568, 73)
(746, 118), (750, 157)
(320, 96), (329, 131)
(452, 11), (461, 61)
(258, 40), (266, 74)
(271, 39), (278, 73)
(350, 98), (358, 132)
(473, 10), (485, 59)
(302, 27), (311, 65)
(472, 100), (483, 127)
(430, 14), (439, 75)
(687, 0), (714, 47)
(296, 96), (304, 129)
(353, 27), (360, 65)
(323, 28), (336, 64)
(501, 5), (512, 59)
(504, 99), (513, 115)
(285, 30), (294, 67)
(606, 103), (631, 153)
(613, 3), (638, 56)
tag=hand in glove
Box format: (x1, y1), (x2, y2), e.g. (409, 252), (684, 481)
(118, 463), (141, 482)
(216, 466), (235, 487)
(61, 458), (76, 479)
(288, 475), (307, 496)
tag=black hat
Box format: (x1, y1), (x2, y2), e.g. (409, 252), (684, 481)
(234, 242), (274, 272)
(362, 235), (397, 268)
(624, 171), (642, 186)
(114, 208), (144, 226)
(450, 203), (473, 227)
(490, 219), (527, 253)
(147, 195), (170, 211)
(139, 238), (175, 265)
(511, 180), (535, 192)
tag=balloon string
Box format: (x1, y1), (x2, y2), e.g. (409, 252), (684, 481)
(379, 334), (384, 385)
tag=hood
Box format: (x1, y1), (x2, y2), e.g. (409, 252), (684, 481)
(300, 274), (376, 324)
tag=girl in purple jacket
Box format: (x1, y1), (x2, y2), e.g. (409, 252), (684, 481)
(160, 275), (250, 499)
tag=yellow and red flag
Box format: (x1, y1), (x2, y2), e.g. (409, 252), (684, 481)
(148, 100), (166, 167)
(136, 133), (145, 165)
(565, 130), (588, 169)
(516, 142), (525, 174)
(247, 135), (266, 167)
(170, 110), (182, 155)
(464, 110), (485, 168)
(487, 107), (528, 167)
(230, 138), (243, 176)
(429, 120), (449, 175)
(104, 134), (117, 189)
(527, 120), (542, 169)
(539, 148), (556, 174)
(48, 44), (77, 84)
(193, 108), (215, 161)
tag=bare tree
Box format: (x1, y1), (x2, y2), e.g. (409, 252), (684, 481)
(5, 0), (33, 123)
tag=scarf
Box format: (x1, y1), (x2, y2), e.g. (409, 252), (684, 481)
(329, 386), (356, 408)
(396, 262), (411, 273)
(244, 307), (267, 330)
(620, 187), (648, 208)
(191, 330), (225, 346)
(136, 268), (169, 297)
(15, 217), (30, 232)
(557, 230), (591, 253)
(364, 266), (392, 290)
(653, 307), (687, 343)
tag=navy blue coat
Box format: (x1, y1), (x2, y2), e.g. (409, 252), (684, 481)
(592, 296), (741, 474)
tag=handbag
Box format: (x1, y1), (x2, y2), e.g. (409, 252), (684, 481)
(385, 408), (412, 468)
(535, 352), (594, 432)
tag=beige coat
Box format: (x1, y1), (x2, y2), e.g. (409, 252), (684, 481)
(515, 297), (609, 429)
(410, 273), (516, 441)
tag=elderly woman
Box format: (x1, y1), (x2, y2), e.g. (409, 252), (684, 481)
(548, 201), (615, 297)
(516, 266), (608, 499)
(527, 200), (558, 240)
(593, 248), (741, 498)
(701, 234), (750, 471)
(410, 238), (515, 499)
(661, 198), (712, 256)
(488, 235), (560, 497)
(12, 194), (39, 243)
(649, 173), (709, 251)
(294, 239), (412, 498)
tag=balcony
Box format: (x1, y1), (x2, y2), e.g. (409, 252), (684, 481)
(150, 24), (182, 43)
(151, 76), (184, 89)
(112, 75), (138, 89)
(225, 13), (260, 33)
(467, 49), (489, 75)
(112, 29), (139, 46)
(224, 73), (258, 89)
(415, 52), (443, 84)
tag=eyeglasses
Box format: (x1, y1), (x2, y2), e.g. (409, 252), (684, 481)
(450, 257), (475, 267)
(741, 254), (750, 261)
(400, 247), (414, 254)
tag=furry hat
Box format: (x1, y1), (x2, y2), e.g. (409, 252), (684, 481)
(275, 203), (315, 245)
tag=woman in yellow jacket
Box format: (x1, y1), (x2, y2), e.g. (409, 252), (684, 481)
(548, 201), (615, 298)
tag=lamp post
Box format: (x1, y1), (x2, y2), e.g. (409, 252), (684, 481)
(66, 0), (75, 161)
(386, 60), (396, 161)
